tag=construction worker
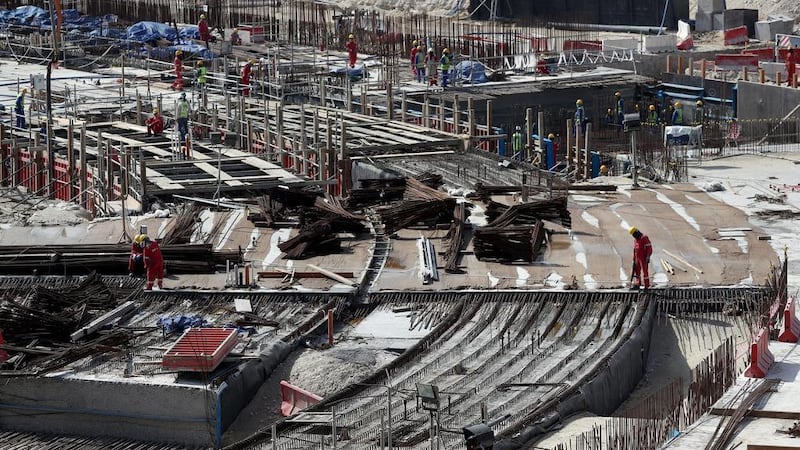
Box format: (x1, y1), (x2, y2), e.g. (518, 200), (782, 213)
(604, 108), (615, 128)
(198, 14), (211, 49)
(512, 126), (523, 157)
(129, 234), (146, 276)
(629, 226), (652, 289)
(786, 48), (797, 86)
(410, 40), (419, 75)
(241, 59), (253, 96)
(177, 92), (190, 144)
(694, 100), (704, 125)
(574, 99), (586, 135)
(14, 88), (27, 129)
(440, 48), (452, 88)
(346, 34), (358, 68)
(671, 101), (684, 125)
(415, 45), (426, 83)
(614, 91), (625, 128)
(195, 60), (207, 91)
(230, 27), (241, 45)
(599, 164), (609, 176)
(140, 235), (164, 290)
(425, 48), (437, 86)
(171, 50), (184, 91)
(647, 104), (659, 126)
(145, 109), (164, 136)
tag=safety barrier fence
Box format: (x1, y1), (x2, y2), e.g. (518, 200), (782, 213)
(779, 296), (800, 343)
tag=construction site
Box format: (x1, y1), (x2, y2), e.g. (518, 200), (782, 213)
(1, 0), (800, 449)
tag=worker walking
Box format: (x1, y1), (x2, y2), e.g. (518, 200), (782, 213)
(629, 226), (653, 290)
(425, 48), (438, 86)
(145, 109), (164, 136)
(512, 126), (523, 158)
(198, 14), (211, 49)
(177, 92), (190, 145)
(694, 100), (705, 125)
(415, 46), (426, 83)
(241, 59), (253, 97)
(410, 40), (419, 75)
(14, 88), (27, 129)
(171, 50), (184, 91)
(440, 48), (452, 88)
(671, 101), (684, 125)
(140, 235), (164, 290)
(574, 99), (586, 135)
(195, 60), (207, 92)
(129, 234), (146, 276)
(614, 91), (625, 129)
(346, 34), (358, 68)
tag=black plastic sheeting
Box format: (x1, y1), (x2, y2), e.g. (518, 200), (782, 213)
(495, 299), (657, 449)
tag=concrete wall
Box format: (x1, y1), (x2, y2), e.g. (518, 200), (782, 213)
(0, 377), (219, 448)
(474, 0), (689, 27)
(737, 81), (800, 120)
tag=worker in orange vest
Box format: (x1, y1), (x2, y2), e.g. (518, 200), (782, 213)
(629, 226), (653, 289)
(140, 235), (164, 290)
(171, 50), (184, 91)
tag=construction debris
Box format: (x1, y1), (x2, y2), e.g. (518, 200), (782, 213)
(378, 178), (455, 234)
(485, 197), (572, 228)
(278, 196), (366, 260)
(346, 172), (444, 208)
(473, 222), (547, 263)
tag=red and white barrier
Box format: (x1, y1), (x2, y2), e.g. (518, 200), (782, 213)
(779, 297), (800, 342)
(280, 380), (322, 416)
(745, 327), (774, 378)
(724, 26), (749, 46)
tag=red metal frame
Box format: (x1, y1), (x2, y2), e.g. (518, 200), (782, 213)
(162, 328), (238, 372)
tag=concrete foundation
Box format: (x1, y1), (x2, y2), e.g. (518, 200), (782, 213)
(737, 80), (800, 121)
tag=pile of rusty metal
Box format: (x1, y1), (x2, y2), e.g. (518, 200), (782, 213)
(0, 273), (137, 375)
(346, 172), (444, 208)
(279, 196), (366, 259)
(249, 187), (320, 227)
(473, 222), (547, 263)
(377, 178), (455, 234)
(443, 202), (469, 273)
(0, 243), (240, 275)
(485, 197), (571, 228)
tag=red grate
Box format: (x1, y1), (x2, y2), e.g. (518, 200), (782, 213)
(162, 328), (238, 372)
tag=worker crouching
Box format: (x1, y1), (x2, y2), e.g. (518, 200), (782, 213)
(140, 235), (164, 290)
(629, 226), (653, 289)
(129, 234), (146, 276)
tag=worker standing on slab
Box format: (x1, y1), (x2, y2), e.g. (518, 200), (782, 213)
(195, 60), (207, 92)
(694, 100), (705, 125)
(14, 88), (27, 129)
(198, 14), (211, 49)
(415, 45), (426, 83)
(425, 48), (437, 86)
(241, 59), (253, 97)
(230, 27), (241, 45)
(512, 126), (523, 157)
(671, 101), (684, 125)
(786, 48), (796, 86)
(647, 104), (659, 126)
(129, 234), (146, 276)
(440, 48), (452, 88)
(614, 91), (625, 130)
(177, 92), (190, 144)
(629, 226), (653, 290)
(346, 34), (358, 68)
(140, 235), (164, 290)
(410, 40), (419, 75)
(574, 99), (586, 135)
(145, 109), (164, 136)
(171, 50), (184, 91)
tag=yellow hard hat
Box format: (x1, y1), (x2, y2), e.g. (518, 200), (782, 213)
(176, 50), (183, 56)
(649, 104), (656, 111)
(153, 108), (159, 114)
(443, 48), (450, 54)
(576, 99), (583, 106)
(348, 34), (354, 39)
(696, 100), (703, 106)
(133, 234), (147, 244)
(200, 14), (206, 19)
(248, 59), (255, 65)
(548, 133), (555, 139)
(615, 91), (621, 96)
(196, 60), (204, 66)
(21, 88), (28, 94)
(628, 226), (638, 235)
(232, 27), (238, 32)
(417, 45), (423, 50)
(600, 165), (609, 173)
(675, 101), (682, 108)
(412, 40), (418, 45)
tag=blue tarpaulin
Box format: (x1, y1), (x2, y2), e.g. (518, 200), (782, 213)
(127, 21), (178, 43)
(157, 315), (209, 334)
(179, 25), (199, 40)
(453, 60), (488, 84)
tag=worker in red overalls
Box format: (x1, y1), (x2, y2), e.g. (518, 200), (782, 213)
(171, 50), (184, 91)
(346, 34), (357, 68)
(198, 14), (211, 49)
(129, 234), (146, 276)
(629, 226), (653, 289)
(786, 48), (797, 86)
(410, 40), (419, 76)
(145, 109), (164, 136)
(141, 235), (164, 290)
(241, 59), (254, 97)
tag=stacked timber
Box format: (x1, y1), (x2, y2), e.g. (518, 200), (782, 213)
(473, 222), (546, 263)
(485, 197), (571, 228)
(0, 243), (240, 275)
(378, 178), (455, 234)
(279, 195), (366, 259)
